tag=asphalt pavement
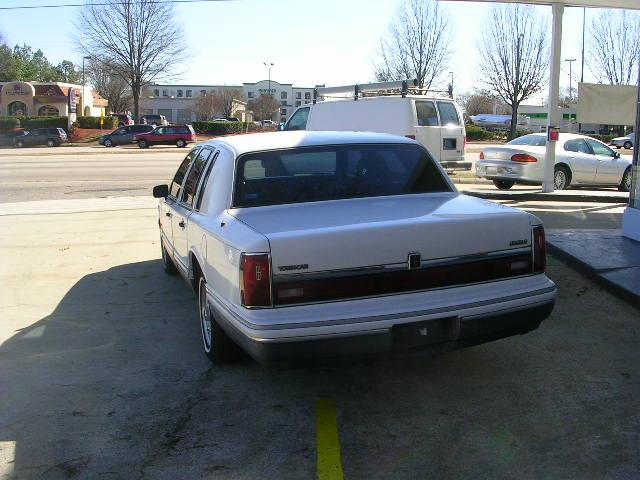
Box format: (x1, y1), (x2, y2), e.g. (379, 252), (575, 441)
(0, 197), (638, 479)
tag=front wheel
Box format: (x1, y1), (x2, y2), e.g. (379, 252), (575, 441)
(493, 179), (515, 190)
(624, 141), (633, 149)
(198, 276), (242, 363)
(46, 139), (55, 147)
(554, 166), (571, 190)
(138, 139), (148, 148)
(176, 139), (186, 148)
(104, 139), (113, 148)
(619, 168), (632, 192)
(15, 140), (24, 148)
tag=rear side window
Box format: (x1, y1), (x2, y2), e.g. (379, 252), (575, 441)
(415, 101), (439, 126)
(234, 144), (451, 207)
(182, 149), (212, 207)
(564, 139), (591, 154)
(169, 149), (198, 199)
(437, 102), (460, 126)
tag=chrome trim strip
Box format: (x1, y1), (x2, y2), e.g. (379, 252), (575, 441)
(272, 246), (532, 283)
(210, 283), (556, 332)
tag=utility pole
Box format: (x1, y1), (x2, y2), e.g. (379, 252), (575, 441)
(565, 58), (577, 101)
(81, 55), (91, 116)
(580, 8), (586, 84)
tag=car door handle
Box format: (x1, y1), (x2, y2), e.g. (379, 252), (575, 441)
(178, 220), (186, 229)
(165, 211), (172, 217)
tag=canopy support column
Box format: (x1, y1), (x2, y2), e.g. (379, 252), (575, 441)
(542, 2), (564, 193)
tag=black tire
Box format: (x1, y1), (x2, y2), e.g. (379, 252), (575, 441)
(161, 239), (178, 275)
(623, 141), (632, 149)
(104, 138), (113, 148)
(554, 165), (571, 190)
(493, 179), (515, 190)
(46, 139), (55, 147)
(176, 139), (186, 148)
(138, 139), (148, 149)
(15, 140), (24, 148)
(198, 276), (241, 363)
(619, 167), (632, 192)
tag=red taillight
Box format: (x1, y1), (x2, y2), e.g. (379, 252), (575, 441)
(479, 151), (485, 160)
(532, 225), (546, 273)
(405, 135), (416, 140)
(511, 153), (538, 163)
(240, 253), (271, 307)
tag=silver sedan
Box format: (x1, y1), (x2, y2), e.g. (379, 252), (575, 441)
(610, 133), (634, 150)
(476, 133), (633, 191)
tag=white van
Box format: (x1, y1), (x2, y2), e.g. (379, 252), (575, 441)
(284, 95), (468, 170)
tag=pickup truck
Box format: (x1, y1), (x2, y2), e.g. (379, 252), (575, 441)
(153, 131), (556, 364)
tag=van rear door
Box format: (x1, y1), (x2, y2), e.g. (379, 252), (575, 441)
(414, 100), (442, 160)
(436, 101), (466, 168)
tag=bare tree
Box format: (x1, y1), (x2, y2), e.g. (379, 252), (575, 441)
(374, 0), (452, 90)
(75, 0), (186, 120)
(458, 89), (510, 118)
(216, 88), (245, 119)
(479, 4), (549, 140)
(588, 9), (640, 85)
(87, 59), (132, 114)
(191, 91), (220, 121)
(247, 94), (280, 122)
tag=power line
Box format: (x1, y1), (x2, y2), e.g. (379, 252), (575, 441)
(0, 0), (231, 11)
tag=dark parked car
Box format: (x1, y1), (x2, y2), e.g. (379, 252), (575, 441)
(99, 124), (154, 147)
(14, 128), (68, 148)
(134, 125), (196, 148)
(140, 114), (168, 126)
(114, 113), (134, 127)
(0, 130), (26, 147)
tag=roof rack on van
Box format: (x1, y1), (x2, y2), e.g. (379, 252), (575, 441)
(312, 79), (453, 104)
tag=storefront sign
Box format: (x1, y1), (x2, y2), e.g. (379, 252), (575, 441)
(68, 89), (77, 114)
(258, 89), (276, 95)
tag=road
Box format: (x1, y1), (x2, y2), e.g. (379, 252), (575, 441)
(0, 197), (638, 479)
(0, 145), (625, 230)
(0, 145), (184, 203)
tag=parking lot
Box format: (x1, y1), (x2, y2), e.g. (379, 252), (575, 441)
(1, 146), (638, 479)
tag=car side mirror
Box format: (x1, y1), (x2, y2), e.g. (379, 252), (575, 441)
(153, 184), (169, 198)
(614, 152), (621, 159)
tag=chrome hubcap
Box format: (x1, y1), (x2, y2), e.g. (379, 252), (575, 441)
(199, 280), (212, 351)
(625, 173), (631, 190)
(554, 171), (566, 189)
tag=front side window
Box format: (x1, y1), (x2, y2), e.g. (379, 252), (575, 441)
(169, 149), (198, 199)
(437, 102), (461, 126)
(182, 149), (212, 207)
(234, 144), (451, 208)
(285, 107), (309, 131)
(113, 127), (127, 135)
(415, 101), (439, 126)
(563, 138), (592, 154)
(155, 127), (166, 135)
(586, 138), (616, 157)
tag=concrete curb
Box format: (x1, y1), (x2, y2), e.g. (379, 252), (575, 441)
(464, 189), (629, 203)
(547, 239), (640, 309)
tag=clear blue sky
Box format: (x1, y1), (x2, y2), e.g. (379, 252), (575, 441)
(0, 0), (617, 102)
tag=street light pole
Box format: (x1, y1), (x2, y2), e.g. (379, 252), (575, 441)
(81, 55), (91, 116)
(565, 58), (577, 101)
(581, 8), (586, 84)
(263, 61), (274, 95)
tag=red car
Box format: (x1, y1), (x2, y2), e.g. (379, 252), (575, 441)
(134, 125), (196, 148)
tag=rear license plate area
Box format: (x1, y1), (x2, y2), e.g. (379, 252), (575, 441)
(392, 317), (457, 349)
(443, 138), (457, 150)
(486, 166), (498, 174)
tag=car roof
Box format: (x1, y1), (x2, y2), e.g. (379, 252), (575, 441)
(202, 131), (417, 156)
(517, 133), (601, 141)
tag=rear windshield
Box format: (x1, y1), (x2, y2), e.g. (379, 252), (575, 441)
(507, 135), (547, 146)
(233, 144), (451, 207)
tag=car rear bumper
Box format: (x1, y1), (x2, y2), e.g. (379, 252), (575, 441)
(209, 274), (556, 364)
(476, 160), (541, 183)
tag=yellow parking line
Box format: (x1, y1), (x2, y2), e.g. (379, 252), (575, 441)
(316, 399), (344, 480)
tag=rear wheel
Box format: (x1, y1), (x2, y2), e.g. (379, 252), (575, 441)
(493, 179), (515, 190)
(46, 139), (55, 147)
(138, 139), (148, 148)
(176, 139), (186, 148)
(554, 165), (571, 190)
(619, 167), (632, 192)
(624, 141), (632, 149)
(198, 276), (241, 363)
(161, 239), (178, 275)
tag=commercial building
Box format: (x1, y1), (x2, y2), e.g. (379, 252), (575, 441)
(0, 81), (107, 119)
(141, 79), (319, 123)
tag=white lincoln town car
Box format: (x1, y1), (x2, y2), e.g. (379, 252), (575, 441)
(153, 131), (556, 364)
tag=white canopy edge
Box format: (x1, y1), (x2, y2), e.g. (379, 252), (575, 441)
(443, 0), (640, 9)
